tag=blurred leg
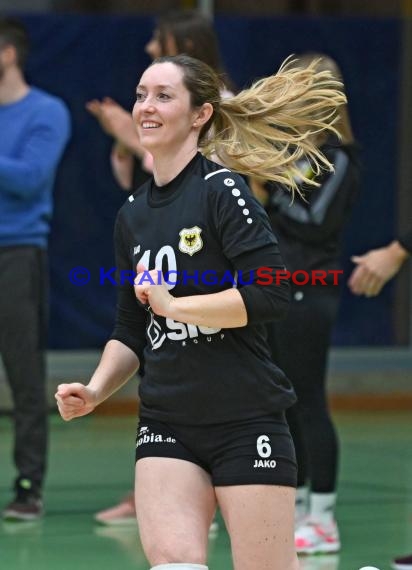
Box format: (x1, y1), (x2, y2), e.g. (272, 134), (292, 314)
(0, 247), (48, 493)
(270, 286), (340, 494)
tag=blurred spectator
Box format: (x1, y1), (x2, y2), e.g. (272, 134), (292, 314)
(0, 17), (70, 521)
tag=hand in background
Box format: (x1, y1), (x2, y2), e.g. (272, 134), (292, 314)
(348, 241), (409, 297)
(86, 97), (142, 156)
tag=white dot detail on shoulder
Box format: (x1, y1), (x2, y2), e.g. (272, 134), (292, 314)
(238, 198), (246, 206)
(247, 218), (253, 224)
(224, 178), (235, 187)
(231, 188), (241, 197)
(243, 208), (249, 215)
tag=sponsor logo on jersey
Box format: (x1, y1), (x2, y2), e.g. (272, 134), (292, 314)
(178, 226), (203, 256)
(253, 459), (277, 469)
(147, 309), (222, 350)
(147, 309), (167, 350)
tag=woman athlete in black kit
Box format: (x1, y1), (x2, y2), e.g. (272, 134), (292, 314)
(56, 54), (345, 570)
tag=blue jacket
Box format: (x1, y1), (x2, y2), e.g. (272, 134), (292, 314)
(0, 87), (70, 247)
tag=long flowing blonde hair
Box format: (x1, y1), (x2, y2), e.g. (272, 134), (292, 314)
(286, 52), (354, 145)
(152, 55), (346, 193)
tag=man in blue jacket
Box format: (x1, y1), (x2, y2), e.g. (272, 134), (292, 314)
(0, 17), (70, 520)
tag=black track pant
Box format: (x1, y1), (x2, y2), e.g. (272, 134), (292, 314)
(0, 246), (48, 493)
(268, 284), (340, 492)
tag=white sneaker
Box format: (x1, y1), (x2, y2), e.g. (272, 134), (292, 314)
(298, 554), (340, 569)
(295, 519), (340, 554)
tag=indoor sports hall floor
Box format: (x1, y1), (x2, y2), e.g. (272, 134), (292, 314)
(1, 411), (411, 570)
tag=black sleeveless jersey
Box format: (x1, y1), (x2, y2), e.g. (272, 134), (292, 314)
(111, 153), (296, 424)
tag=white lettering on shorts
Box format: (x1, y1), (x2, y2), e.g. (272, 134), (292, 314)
(253, 459), (277, 468)
(253, 434), (277, 468)
(136, 432), (176, 448)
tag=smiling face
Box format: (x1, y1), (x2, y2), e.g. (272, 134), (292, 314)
(132, 62), (200, 155)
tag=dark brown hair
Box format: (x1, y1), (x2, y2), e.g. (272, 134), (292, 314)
(155, 10), (233, 91)
(0, 17), (30, 70)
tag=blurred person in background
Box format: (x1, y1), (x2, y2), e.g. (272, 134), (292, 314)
(0, 17), (70, 521)
(349, 229), (411, 570)
(251, 53), (360, 554)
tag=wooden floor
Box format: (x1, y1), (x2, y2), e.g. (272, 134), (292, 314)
(1, 411), (411, 570)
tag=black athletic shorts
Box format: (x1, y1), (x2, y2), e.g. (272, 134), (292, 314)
(135, 413), (297, 487)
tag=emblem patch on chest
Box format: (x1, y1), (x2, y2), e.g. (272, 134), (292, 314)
(178, 226), (203, 256)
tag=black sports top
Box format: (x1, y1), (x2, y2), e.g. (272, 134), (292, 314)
(111, 153), (296, 424)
